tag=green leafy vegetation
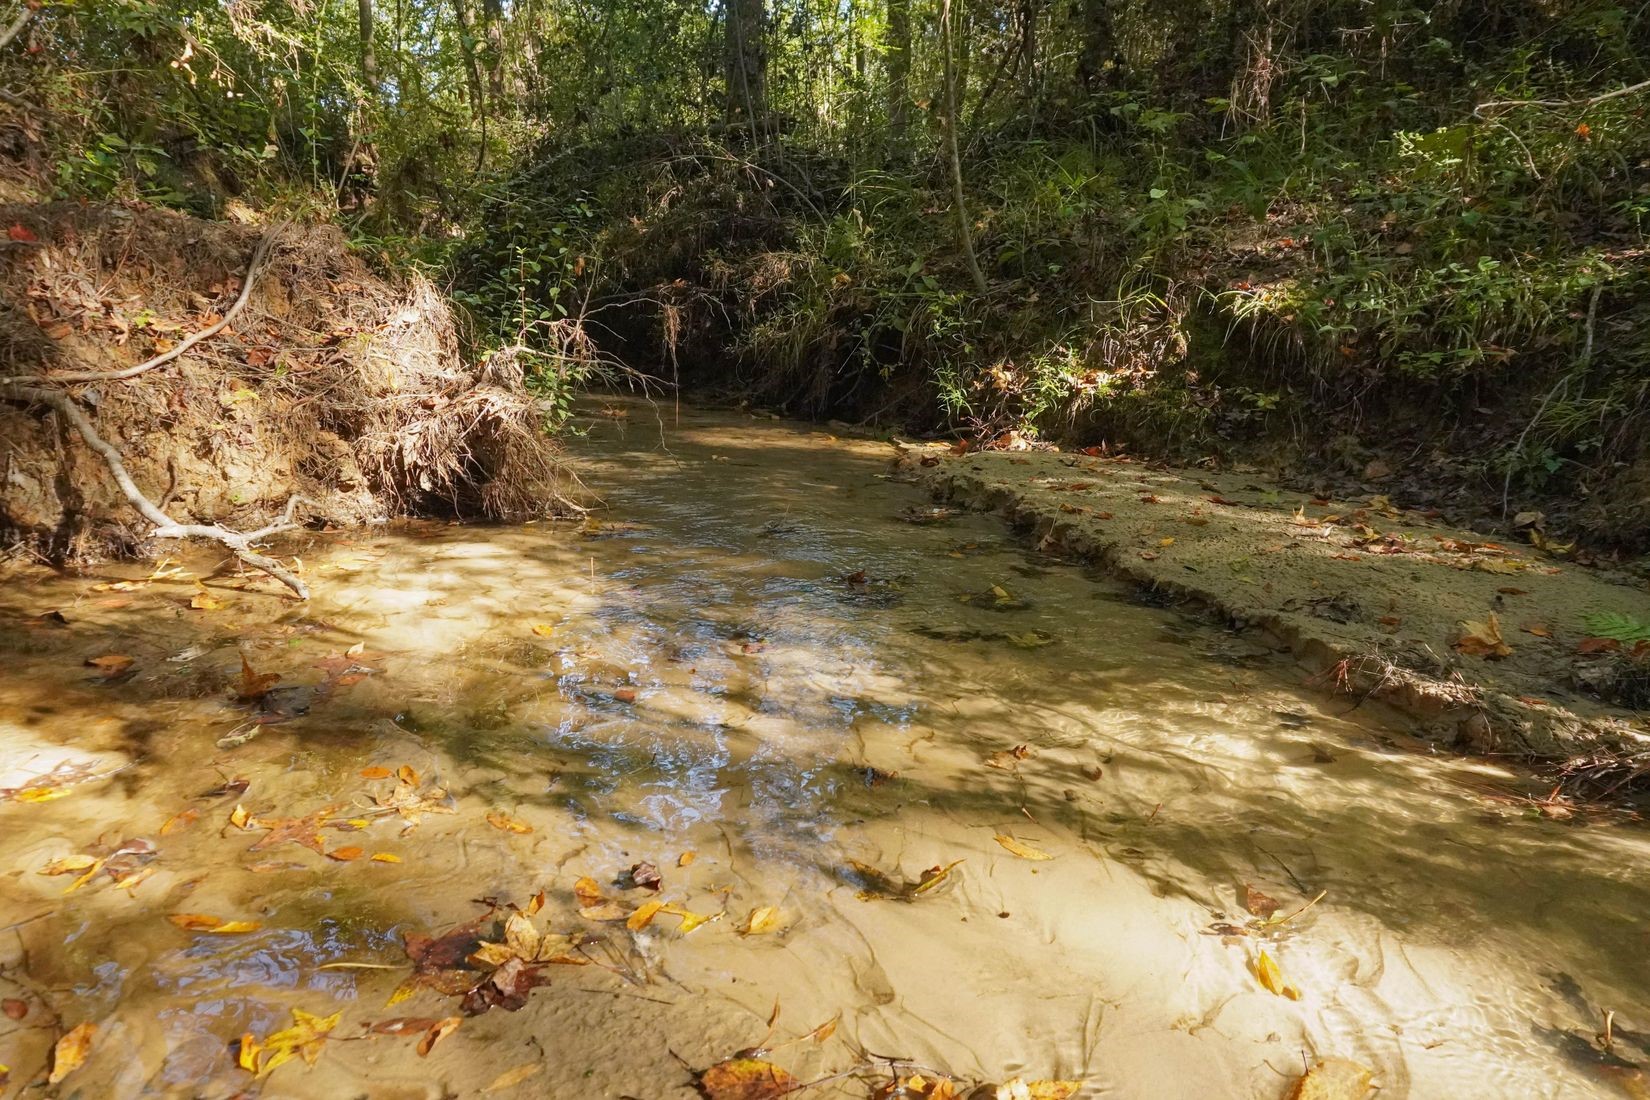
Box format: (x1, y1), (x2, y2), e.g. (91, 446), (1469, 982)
(2, 0), (1647, 540)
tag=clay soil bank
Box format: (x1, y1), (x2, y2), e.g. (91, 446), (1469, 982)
(903, 442), (1650, 786)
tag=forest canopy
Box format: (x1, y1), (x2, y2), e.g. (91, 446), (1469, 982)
(4, 0), (1648, 539)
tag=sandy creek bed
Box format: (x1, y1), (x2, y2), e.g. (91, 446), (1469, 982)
(1, 402), (1647, 1098)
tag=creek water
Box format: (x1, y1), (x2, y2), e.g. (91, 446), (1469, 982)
(1, 401), (1646, 1099)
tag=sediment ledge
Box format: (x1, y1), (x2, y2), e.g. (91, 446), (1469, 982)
(902, 445), (1650, 780)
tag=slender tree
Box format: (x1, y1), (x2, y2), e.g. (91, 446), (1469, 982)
(940, 0), (988, 294)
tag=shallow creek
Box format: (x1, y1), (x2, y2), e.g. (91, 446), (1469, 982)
(2, 402), (1648, 1099)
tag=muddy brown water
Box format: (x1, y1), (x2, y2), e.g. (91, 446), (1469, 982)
(2, 403), (1647, 1099)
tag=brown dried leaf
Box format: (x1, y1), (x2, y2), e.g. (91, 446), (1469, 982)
(1243, 884), (1282, 919)
(1453, 613), (1512, 659)
(2, 998), (26, 1020)
(417, 1016), (461, 1057)
(696, 1057), (797, 1100)
(235, 653), (281, 701)
(85, 654), (135, 676)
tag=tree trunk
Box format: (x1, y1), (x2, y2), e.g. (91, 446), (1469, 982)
(724, 0), (768, 138)
(886, 0), (911, 147)
(941, 0), (988, 295)
(1074, 0), (1120, 95)
(357, 0), (379, 97)
(452, 0), (485, 119)
(482, 0), (506, 105)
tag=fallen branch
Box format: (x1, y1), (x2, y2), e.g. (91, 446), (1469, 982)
(1475, 77), (1650, 116)
(0, 3), (34, 51)
(0, 383), (310, 598)
(0, 223), (286, 387)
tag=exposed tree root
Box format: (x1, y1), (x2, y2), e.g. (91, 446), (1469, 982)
(0, 383), (310, 597)
(0, 224), (285, 388)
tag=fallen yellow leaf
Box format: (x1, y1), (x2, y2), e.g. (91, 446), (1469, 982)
(49, 1022), (96, 1084)
(253, 1008), (341, 1077)
(678, 850), (697, 867)
(1255, 949), (1302, 1000)
(485, 1063), (543, 1091)
(1287, 1057), (1375, 1100)
(168, 913), (261, 934)
(371, 852), (402, 863)
(994, 834), (1054, 861)
(742, 905), (780, 935)
(190, 586), (227, 611)
(697, 1057), (797, 1100)
(486, 811), (533, 835)
(530, 623), (556, 637)
(39, 855), (98, 875)
(627, 900), (664, 931)
(994, 1080), (1084, 1100)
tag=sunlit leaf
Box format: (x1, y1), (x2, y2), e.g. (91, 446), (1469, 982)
(360, 766), (393, 779)
(252, 1008), (341, 1077)
(169, 913), (261, 933)
(486, 811), (534, 834)
(39, 855), (98, 875)
(742, 906), (780, 935)
(160, 808), (199, 835)
(417, 1016), (461, 1056)
(371, 852), (402, 863)
(911, 859), (965, 895)
(1286, 1057), (1375, 1099)
(49, 1023), (96, 1084)
(84, 654), (135, 676)
(484, 1063), (543, 1091)
(1255, 949), (1302, 1000)
(659, 902), (717, 933)
(578, 902), (630, 922)
(627, 900), (664, 931)
(327, 846), (365, 861)
(574, 876), (605, 907)
(1453, 612), (1511, 658)
(994, 834), (1054, 860)
(696, 1057), (797, 1100)
(190, 585), (228, 611)
(873, 1074), (958, 1099)
(993, 1080), (1083, 1100)
(679, 850), (698, 867)
(530, 623), (556, 637)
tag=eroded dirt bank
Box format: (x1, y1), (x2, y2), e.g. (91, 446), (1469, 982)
(905, 444), (1650, 780)
(0, 202), (564, 565)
